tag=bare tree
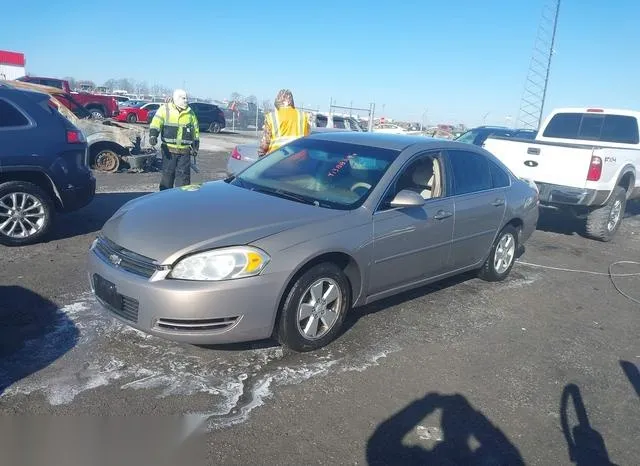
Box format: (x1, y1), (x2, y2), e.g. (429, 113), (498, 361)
(262, 99), (274, 112)
(230, 92), (243, 102)
(64, 76), (77, 90)
(246, 95), (257, 105)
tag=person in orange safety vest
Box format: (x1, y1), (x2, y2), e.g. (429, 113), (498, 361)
(258, 89), (310, 157)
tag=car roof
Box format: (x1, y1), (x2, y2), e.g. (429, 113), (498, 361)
(307, 131), (476, 152)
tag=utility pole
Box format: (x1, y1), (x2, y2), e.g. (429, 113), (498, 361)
(517, 0), (561, 130)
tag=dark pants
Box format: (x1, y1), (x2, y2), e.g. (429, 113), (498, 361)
(159, 145), (191, 191)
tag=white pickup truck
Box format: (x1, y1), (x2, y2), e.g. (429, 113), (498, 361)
(483, 108), (640, 241)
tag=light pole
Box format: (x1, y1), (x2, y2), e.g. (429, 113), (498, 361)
(421, 109), (428, 132)
(483, 112), (490, 124)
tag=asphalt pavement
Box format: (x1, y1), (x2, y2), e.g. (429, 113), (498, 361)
(1, 131), (639, 465)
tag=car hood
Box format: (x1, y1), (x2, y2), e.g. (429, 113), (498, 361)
(101, 181), (346, 263)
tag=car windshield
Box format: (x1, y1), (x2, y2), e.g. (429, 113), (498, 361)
(229, 138), (400, 210)
(124, 101), (145, 108)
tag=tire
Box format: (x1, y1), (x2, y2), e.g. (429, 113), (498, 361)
(93, 149), (121, 173)
(88, 108), (105, 120)
(209, 122), (221, 133)
(585, 186), (626, 242)
(127, 113), (137, 123)
(0, 181), (54, 246)
(276, 263), (351, 352)
(478, 225), (518, 282)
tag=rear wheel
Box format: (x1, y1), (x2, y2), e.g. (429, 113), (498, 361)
(276, 263), (351, 352)
(209, 122), (221, 133)
(478, 225), (518, 282)
(127, 113), (137, 123)
(585, 186), (626, 242)
(88, 107), (105, 120)
(0, 181), (54, 246)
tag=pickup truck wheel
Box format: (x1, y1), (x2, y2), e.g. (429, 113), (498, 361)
(127, 113), (137, 123)
(478, 225), (518, 282)
(585, 186), (627, 241)
(94, 149), (120, 173)
(0, 181), (54, 246)
(89, 108), (105, 120)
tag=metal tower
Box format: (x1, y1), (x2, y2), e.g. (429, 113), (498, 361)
(517, 0), (561, 130)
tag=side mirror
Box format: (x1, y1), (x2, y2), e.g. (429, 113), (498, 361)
(389, 189), (425, 208)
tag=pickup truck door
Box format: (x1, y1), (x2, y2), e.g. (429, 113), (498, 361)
(483, 137), (594, 189)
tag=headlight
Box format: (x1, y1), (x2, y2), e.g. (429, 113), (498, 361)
(169, 246), (270, 281)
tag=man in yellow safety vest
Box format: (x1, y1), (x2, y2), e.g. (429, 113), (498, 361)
(258, 89), (310, 157)
(149, 89), (200, 190)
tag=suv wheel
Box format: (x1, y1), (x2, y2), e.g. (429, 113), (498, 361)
(586, 186), (627, 242)
(276, 263), (351, 352)
(209, 122), (221, 133)
(478, 225), (518, 282)
(0, 181), (54, 246)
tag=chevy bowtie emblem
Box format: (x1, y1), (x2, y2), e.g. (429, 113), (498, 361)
(109, 253), (122, 266)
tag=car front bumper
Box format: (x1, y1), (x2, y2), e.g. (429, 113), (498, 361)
(87, 247), (285, 345)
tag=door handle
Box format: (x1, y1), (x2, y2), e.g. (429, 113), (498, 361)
(491, 199), (505, 207)
(527, 147), (540, 155)
(433, 210), (453, 220)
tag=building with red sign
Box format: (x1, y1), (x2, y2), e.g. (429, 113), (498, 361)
(0, 50), (26, 80)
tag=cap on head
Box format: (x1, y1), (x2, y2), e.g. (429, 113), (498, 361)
(173, 89), (188, 109)
(274, 89), (294, 109)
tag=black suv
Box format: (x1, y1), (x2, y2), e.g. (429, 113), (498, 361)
(0, 85), (96, 246)
(190, 102), (226, 133)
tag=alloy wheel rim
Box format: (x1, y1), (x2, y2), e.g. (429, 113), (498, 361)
(297, 278), (342, 340)
(494, 233), (516, 274)
(0, 192), (46, 238)
(607, 199), (622, 232)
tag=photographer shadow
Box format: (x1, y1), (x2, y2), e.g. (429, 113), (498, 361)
(366, 392), (524, 465)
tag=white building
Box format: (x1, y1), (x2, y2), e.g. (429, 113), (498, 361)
(0, 50), (26, 80)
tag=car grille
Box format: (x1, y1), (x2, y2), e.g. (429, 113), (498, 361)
(94, 236), (159, 278)
(155, 317), (239, 332)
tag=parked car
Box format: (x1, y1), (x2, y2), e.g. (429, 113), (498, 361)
(190, 102), (226, 133)
(483, 107), (640, 241)
(313, 114), (364, 131)
(373, 123), (408, 135)
(0, 84), (96, 246)
(114, 102), (162, 124)
(87, 132), (538, 352)
(455, 126), (537, 146)
(15, 76), (120, 119)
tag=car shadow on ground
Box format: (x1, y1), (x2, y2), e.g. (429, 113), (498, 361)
(50, 192), (152, 241)
(560, 383), (616, 466)
(202, 248), (528, 353)
(0, 286), (79, 396)
(366, 392), (525, 465)
(536, 200), (640, 237)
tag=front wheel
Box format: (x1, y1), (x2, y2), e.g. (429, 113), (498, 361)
(127, 113), (137, 123)
(88, 108), (105, 120)
(276, 263), (351, 352)
(585, 186), (626, 242)
(209, 122), (221, 133)
(478, 225), (518, 282)
(0, 181), (54, 246)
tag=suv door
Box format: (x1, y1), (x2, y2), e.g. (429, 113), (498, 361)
(369, 151), (454, 296)
(446, 149), (507, 269)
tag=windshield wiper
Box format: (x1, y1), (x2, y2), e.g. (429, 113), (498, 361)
(252, 186), (317, 206)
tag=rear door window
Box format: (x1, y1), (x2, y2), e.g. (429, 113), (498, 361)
(543, 112), (639, 144)
(0, 99), (30, 127)
(447, 150), (492, 195)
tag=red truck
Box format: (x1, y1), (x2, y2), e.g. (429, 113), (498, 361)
(15, 76), (119, 119)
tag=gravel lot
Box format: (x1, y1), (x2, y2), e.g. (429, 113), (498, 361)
(1, 131), (639, 465)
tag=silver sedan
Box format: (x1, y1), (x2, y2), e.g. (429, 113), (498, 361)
(87, 132), (539, 352)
